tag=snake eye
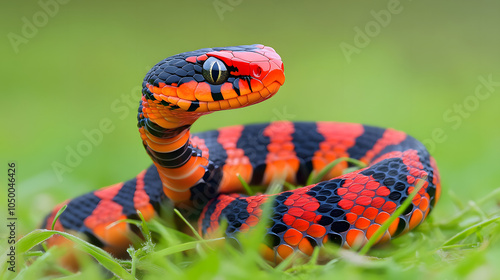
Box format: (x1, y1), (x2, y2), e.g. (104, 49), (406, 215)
(202, 57), (229, 85)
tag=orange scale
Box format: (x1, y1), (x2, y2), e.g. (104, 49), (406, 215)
(407, 176), (416, 184)
(337, 187), (348, 196)
(375, 212), (390, 224)
(338, 199), (354, 210)
(239, 223), (250, 232)
(221, 83), (239, 99)
(322, 235), (329, 245)
(298, 238), (314, 256)
(334, 147), (345, 153)
(343, 179), (354, 185)
(248, 201), (258, 208)
(288, 207), (304, 217)
(246, 215), (260, 227)
(346, 229), (365, 248)
(348, 184), (364, 193)
(228, 98), (241, 108)
(259, 87), (272, 98)
(410, 168), (420, 177)
(301, 211), (316, 221)
(343, 192), (358, 200)
(219, 100), (231, 110)
(284, 228), (303, 246)
(355, 217), (371, 230)
(365, 181), (380, 190)
(267, 143), (280, 153)
(152, 93), (162, 101)
(161, 187), (191, 203)
(351, 205), (365, 215)
(294, 197), (310, 207)
(259, 245), (275, 263)
(345, 212), (357, 224)
(250, 79), (264, 92)
(418, 184), (427, 194)
(196, 54), (208, 61)
(237, 94), (249, 105)
(176, 99), (193, 111)
(360, 190), (375, 197)
(303, 201), (320, 211)
(284, 199), (294, 206)
(419, 197), (430, 212)
(388, 218), (400, 236)
(355, 196), (372, 206)
(152, 86), (162, 95)
(409, 209), (424, 230)
(307, 224), (327, 238)
(207, 101), (221, 111)
(281, 145), (295, 153)
(277, 244), (294, 259)
(253, 208), (263, 216)
(94, 183), (122, 200)
(362, 207), (379, 220)
(176, 81), (197, 100)
(382, 201), (397, 214)
(353, 176), (369, 184)
(194, 83), (212, 101)
(313, 214), (323, 223)
(366, 224), (381, 240)
(292, 219), (310, 232)
(371, 197), (385, 208)
(376, 186), (390, 196)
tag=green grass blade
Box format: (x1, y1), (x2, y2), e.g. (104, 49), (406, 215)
(15, 229), (134, 280)
(439, 187), (500, 228)
(306, 157), (367, 185)
(174, 209), (204, 241)
(440, 216), (500, 247)
(51, 204), (67, 230)
(237, 173), (254, 195)
(152, 238), (224, 258)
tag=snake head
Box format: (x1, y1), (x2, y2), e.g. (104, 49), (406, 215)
(141, 44), (285, 116)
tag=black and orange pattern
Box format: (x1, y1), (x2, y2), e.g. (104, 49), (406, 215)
(42, 45), (440, 263)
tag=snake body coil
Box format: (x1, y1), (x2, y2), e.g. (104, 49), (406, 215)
(43, 44), (441, 262)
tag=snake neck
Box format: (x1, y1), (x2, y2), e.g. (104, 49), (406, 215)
(137, 95), (212, 204)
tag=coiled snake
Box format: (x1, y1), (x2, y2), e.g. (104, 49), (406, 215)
(43, 44), (441, 263)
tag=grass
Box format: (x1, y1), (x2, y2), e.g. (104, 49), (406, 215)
(2, 177), (499, 280)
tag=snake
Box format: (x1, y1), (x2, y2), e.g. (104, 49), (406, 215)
(42, 44), (441, 263)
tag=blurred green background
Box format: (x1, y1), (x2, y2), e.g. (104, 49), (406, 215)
(1, 0), (499, 236)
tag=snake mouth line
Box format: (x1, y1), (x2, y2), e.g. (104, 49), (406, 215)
(145, 80), (284, 113)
